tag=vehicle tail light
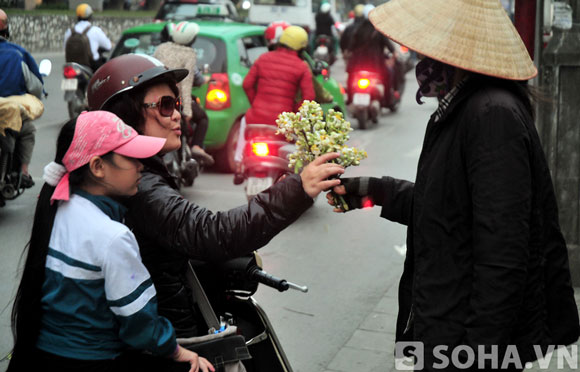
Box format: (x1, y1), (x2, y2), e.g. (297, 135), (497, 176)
(400, 45), (409, 53)
(357, 78), (370, 90)
(63, 65), (78, 79)
(339, 83), (345, 95)
(252, 142), (270, 157)
(321, 68), (328, 77)
(205, 73), (231, 110)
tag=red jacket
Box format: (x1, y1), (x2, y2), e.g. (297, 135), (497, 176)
(243, 48), (315, 125)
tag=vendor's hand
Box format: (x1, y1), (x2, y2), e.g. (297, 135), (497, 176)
(326, 177), (379, 212)
(172, 345), (215, 372)
(300, 152), (344, 198)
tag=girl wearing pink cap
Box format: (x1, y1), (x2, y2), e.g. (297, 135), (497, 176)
(8, 111), (214, 372)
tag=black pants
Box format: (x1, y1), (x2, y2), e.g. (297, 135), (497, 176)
(189, 100), (209, 149)
(12, 348), (191, 372)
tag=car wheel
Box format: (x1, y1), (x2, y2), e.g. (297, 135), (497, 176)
(215, 118), (240, 173)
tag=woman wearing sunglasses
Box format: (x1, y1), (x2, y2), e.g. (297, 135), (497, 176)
(86, 54), (344, 366)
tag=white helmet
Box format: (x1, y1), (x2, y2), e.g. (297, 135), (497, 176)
(170, 21), (200, 46)
(320, 2), (331, 13)
(363, 4), (375, 19)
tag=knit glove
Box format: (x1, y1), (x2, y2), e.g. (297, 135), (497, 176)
(332, 177), (386, 212)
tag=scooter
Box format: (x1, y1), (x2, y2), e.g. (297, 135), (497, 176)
(347, 69), (385, 130)
(192, 251), (308, 371)
(61, 62), (93, 119)
(0, 59), (52, 208)
(241, 124), (294, 200)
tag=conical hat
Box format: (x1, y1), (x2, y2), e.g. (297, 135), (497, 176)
(369, 0), (537, 80)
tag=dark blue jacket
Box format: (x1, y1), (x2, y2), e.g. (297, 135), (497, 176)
(0, 38), (43, 97)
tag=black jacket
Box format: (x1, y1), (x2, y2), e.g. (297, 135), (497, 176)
(379, 77), (579, 369)
(125, 156), (313, 337)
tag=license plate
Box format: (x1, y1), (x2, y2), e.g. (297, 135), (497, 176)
(61, 79), (78, 91)
(246, 177), (274, 196)
(353, 93), (371, 106)
(316, 45), (328, 54)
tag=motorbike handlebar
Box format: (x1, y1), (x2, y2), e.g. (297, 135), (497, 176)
(248, 267), (308, 293)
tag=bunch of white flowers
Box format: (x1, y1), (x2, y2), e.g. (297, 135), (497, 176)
(276, 101), (367, 210)
(276, 100), (367, 174)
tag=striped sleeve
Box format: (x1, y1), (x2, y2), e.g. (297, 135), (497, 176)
(103, 230), (177, 356)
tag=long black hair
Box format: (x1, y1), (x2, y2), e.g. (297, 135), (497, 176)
(8, 117), (100, 370)
(103, 76), (180, 135)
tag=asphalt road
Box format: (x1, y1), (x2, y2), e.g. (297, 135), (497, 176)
(0, 52), (435, 371)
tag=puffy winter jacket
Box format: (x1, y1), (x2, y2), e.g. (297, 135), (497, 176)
(243, 47), (315, 125)
(124, 156), (313, 337)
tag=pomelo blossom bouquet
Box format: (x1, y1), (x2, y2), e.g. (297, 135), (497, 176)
(276, 100), (367, 210)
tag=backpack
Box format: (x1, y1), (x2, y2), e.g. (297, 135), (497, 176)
(65, 25), (93, 66)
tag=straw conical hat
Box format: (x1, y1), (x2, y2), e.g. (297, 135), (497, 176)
(369, 0), (537, 80)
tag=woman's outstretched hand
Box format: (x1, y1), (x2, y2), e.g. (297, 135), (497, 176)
(300, 152), (344, 198)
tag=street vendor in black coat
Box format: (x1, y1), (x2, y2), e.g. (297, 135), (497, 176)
(327, 0), (579, 370)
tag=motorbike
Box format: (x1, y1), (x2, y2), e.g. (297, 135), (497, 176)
(61, 61), (93, 119)
(241, 124), (294, 200)
(192, 251), (308, 371)
(0, 59), (52, 208)
(312, 34), (336, 66)
(347, 45), (409, 130)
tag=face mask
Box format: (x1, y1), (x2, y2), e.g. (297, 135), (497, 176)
(415, 57), (455, 104)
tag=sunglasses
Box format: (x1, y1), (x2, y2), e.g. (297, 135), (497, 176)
(143, 96), (182, 117)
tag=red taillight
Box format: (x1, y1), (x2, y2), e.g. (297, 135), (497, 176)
(339, 83), (345, 95)
(357, 78), (370, 89)
(205, 73), (231, 110)
(63, 65), (78, 79)
(400, 46), (409, 53)
(321, 68), (328, 77)
(252, 142), (270, 157)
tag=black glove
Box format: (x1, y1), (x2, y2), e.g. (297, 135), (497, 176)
(331, 177), (386, 212)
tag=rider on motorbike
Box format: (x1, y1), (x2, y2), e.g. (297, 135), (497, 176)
(87, 54), (343, 368)
(64, 4), (111, 71)
(313, 2), (337, 62)
(0, 9), (44, 189)
(234, 26), (316, 183)
(339, 4), (364, 62)
(345, 4), (399, 107)
(154, 21), (214, 166)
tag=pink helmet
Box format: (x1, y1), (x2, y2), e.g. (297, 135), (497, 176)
(264, 20), (290, 46)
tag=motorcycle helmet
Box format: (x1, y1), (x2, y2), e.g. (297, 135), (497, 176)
(320, 2), (331, 13)
(170, 21), (200, 46)
(76, 3), (93, 19)
(354, 4), (365, 18)
(87, 54), (188, 111)
(265, 20), (290, 46)
(279, 26), (308, 51)
(363, 4), (375, 19)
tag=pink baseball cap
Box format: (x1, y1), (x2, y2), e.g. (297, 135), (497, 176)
(51, 111), (166, 202)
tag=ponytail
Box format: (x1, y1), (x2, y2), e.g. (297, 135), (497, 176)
(8, 118), (84, 369)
